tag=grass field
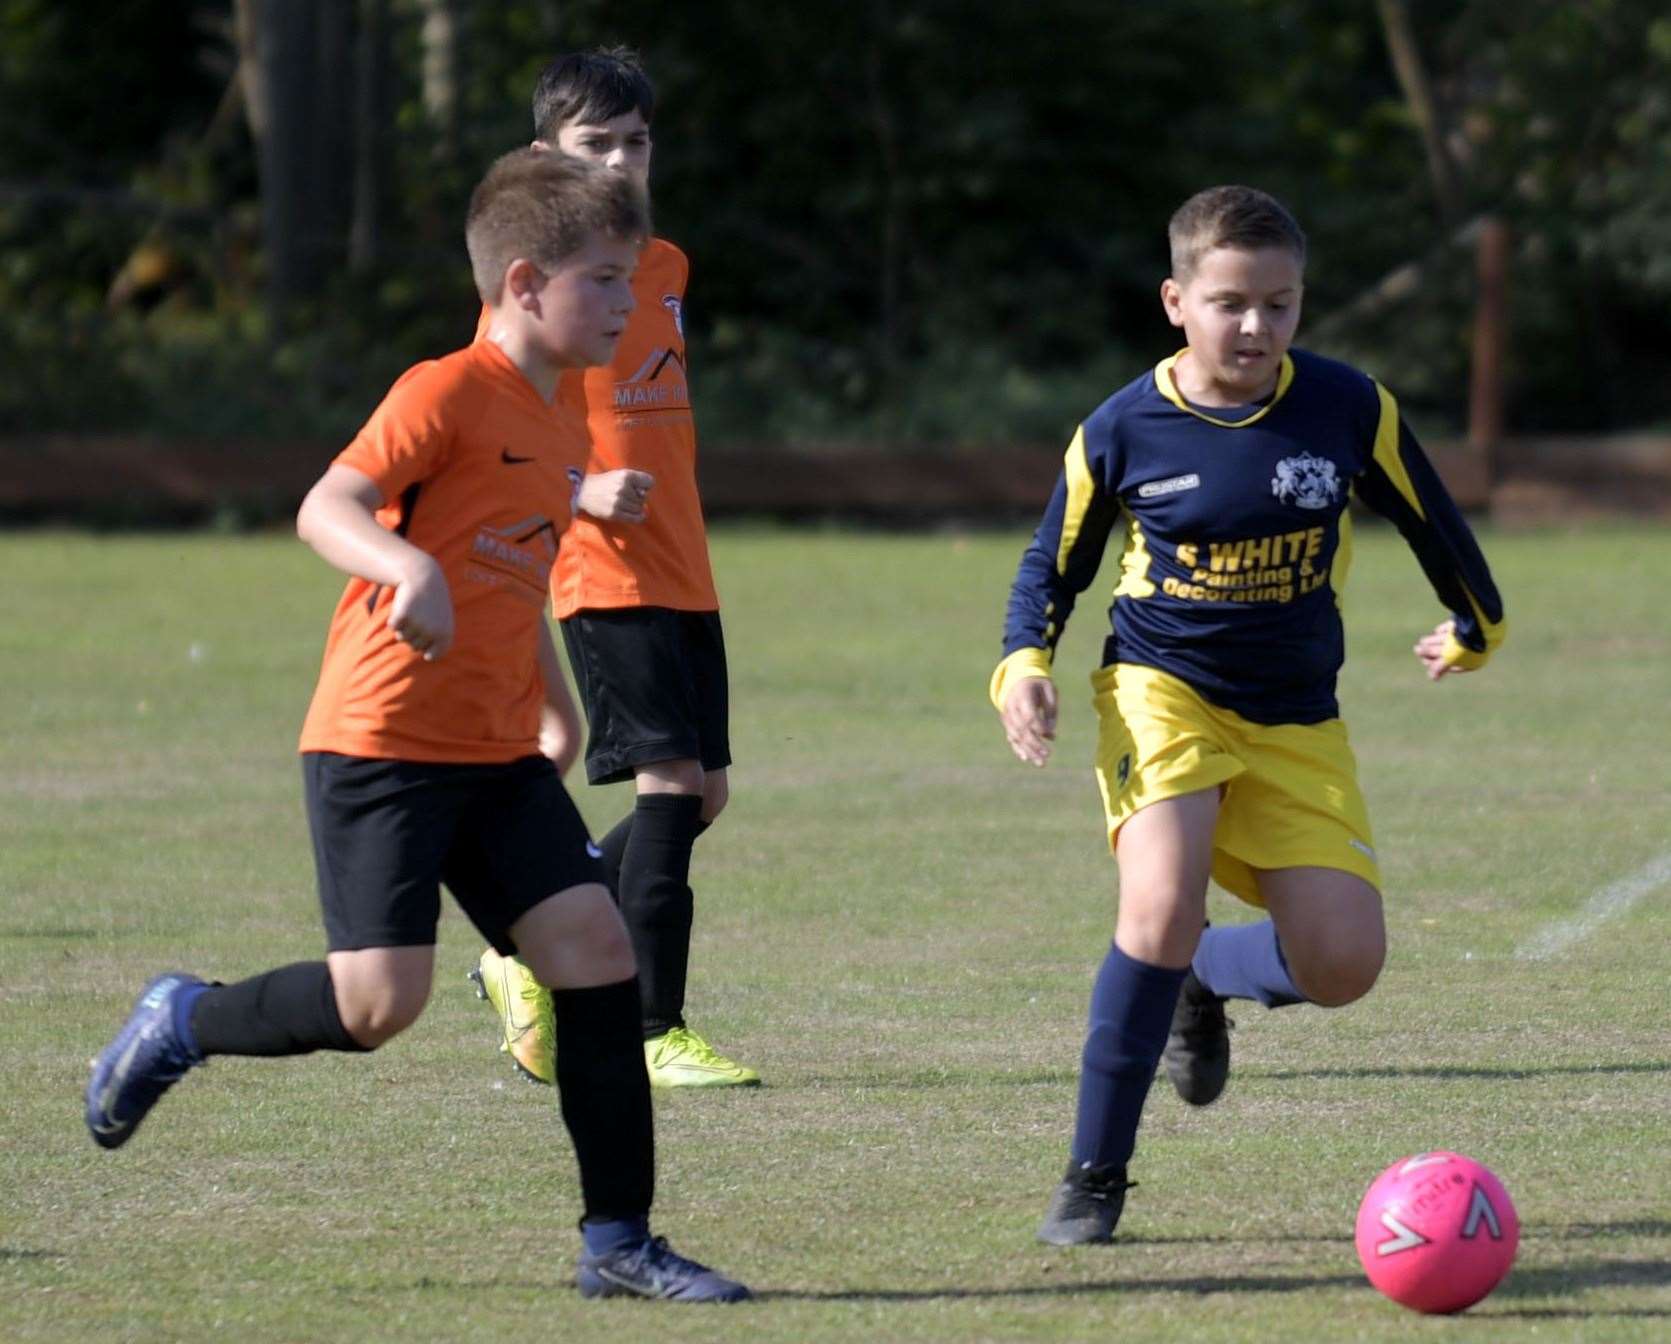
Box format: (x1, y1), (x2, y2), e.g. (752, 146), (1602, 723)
(2, 522), (1668, 1343)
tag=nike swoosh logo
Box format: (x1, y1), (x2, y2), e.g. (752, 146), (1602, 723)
(585, 842), (603, 859)
(501, 449), (536, 465)
(92, 1029), (149, 1128)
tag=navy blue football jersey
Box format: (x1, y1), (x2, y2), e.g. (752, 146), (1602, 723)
(998, 348), (1505, 724)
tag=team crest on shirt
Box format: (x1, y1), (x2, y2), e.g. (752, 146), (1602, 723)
(661, 293), (683, 337)
(1271, 452), (1342, 509)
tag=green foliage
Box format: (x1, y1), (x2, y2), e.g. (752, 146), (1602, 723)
(3, 0), (1670, 443)
(0, 0), (223, 175)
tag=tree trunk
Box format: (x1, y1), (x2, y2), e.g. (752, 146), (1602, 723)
(417, 0), (464, 174)
(865, 5), (907, 429)
(1375, 0), (1464, 228)
(350, 0), (389, 273)
(234, 0), (356, 321)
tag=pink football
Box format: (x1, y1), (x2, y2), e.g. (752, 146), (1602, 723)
(1354, 1151), (1519, 1313)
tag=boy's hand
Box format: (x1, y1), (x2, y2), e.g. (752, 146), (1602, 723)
(388, 558), (454, 661)
(1001, 676), (1058, 767)
(1414, 619), (1471, 681)
(578, 469), (655, 523)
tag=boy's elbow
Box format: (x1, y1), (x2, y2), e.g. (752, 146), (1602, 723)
(296, 480), (335, 546)
(295, 493), (318, 545)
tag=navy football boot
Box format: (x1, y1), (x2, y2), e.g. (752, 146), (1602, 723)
(577, 1235), (751, 1302)
(1162, 970), (1233, 1106)
(85, 973), (207, 1149)
(1037, 1161), (1135, 1245)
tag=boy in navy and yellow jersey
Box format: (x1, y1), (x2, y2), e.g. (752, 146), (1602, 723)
(992, 186), (1505, 1246)
(84, 149), (749, 1303)
(470, 48), (759, 1092)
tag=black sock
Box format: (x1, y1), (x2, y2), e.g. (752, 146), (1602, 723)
(552, 977), (655, 1222)
(188, 961), (369, 1056)
(619, 793), (704, 1037)
(596, 812), (634, 897)
(599, 809), (711, 901)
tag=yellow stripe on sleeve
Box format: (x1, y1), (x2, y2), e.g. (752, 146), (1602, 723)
(1370, 382), (1425, 521)
(1056, 425), (1094, 575)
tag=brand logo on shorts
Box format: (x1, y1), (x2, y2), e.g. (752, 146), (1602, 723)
(1348, 837), (1376, 860)
(1137, 473), (1200, 499)
(1115, 753), (1132, 790)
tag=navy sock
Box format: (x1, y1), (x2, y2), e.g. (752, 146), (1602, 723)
(1192, 920), (1308, 1007)
(170, 980), (210, 1061)
(1071, 944), (1188, 1169)
(581, 1214), (651, 1257)
(188, 961), (368, 1056)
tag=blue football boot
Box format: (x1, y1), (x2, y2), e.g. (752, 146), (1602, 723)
(85, 973), (207, 1149)
(577, 1235), (751, 1303)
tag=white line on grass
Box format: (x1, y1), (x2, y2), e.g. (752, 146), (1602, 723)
(1514, 850), (1671, 960)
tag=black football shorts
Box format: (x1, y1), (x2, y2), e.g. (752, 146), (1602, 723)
(560, 607), (731, 786)
(303, 752), (606, 955)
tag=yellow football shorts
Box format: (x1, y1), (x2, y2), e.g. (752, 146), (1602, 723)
(1091, 662), (1381, 907)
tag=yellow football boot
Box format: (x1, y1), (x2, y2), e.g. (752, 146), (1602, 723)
(468, 948), (555, 1085)
(643, 1025), (761, 1089)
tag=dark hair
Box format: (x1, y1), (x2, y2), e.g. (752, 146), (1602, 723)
(532, 46), (655, 141)
(465, 148), (650, 303)
(1169, 186), (1307, 281)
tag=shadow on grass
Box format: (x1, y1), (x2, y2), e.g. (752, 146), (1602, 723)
(1255, 1061), (1671, 1083)
(1491, 1310), (1671, 1321)
(0, 927), (102, 940)
(757, 1269), (1366, 1303)
(1480, 1257), (1671, 1319)
(1532, 1219), (1671, 1242)
(0, 1248), (64, 1261)
(360, 1242), (1669, 1313)
(758, 1256), (1671, 1310)
(801, 1061), (1671, 1093)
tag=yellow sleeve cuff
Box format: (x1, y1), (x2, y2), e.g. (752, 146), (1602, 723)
(989, 647), (1055, 710)
(1441, 616), (1506, 672)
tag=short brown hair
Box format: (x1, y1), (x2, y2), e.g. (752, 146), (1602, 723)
(1168, 186), (1306, 282)
(532, 46), (655, 141)
(465, 148), (650, 304)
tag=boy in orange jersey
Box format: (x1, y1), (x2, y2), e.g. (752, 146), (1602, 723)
(84, 149), (750, 1303)
(471, 48), (759, 1091)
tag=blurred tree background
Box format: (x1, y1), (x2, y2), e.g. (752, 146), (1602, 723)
(3, 0), (1668, 451)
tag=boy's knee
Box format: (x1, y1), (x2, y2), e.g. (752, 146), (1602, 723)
(1114, 897), (1206, 969)
(700, 773), (729, 824)
(637, 757), (703, 795)
(567, 898), (637, 978)
(337, 988), (427, 1048)
(1294, 940), (1384, 1007)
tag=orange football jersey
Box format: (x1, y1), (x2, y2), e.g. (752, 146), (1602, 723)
(299, 339), (589, 763)
(475, 237), (718, 615)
